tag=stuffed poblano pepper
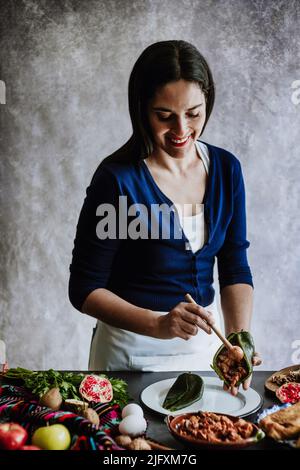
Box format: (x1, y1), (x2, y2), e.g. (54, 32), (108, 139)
(162, 372), (204, 412)
(211, 331), (255, 387)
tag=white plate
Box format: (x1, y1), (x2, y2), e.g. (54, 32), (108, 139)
(140, 376), (263, 418)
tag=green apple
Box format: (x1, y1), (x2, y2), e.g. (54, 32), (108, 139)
(32, 424), (71, 450)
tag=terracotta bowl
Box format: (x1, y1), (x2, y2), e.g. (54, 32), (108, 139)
(166, 411), (265, 449)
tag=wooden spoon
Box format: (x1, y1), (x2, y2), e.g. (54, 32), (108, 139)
(185, 293), (244, 362)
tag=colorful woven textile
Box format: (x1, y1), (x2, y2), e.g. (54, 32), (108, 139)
(0, 384), (124, 450)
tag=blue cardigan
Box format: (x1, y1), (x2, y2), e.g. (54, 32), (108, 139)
(69, 141), (253, 312)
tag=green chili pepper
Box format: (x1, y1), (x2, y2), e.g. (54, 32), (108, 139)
(162, 372), (204, 412)
(211, 331), (255, 387)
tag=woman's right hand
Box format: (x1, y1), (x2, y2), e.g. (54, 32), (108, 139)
(156, 301), (215, 340)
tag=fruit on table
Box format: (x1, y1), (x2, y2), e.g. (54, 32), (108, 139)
(0, 422), (28, 450)
(40, 387), (63, 410)
(276, 382), (300, 404)
(32, 424), (71, 450)
(79, 374), (113, 403)
(19, 445), (41, 450)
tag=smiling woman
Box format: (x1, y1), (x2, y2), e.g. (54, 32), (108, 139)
(68, 40), (259, 381)
(148, 80), (206, 151)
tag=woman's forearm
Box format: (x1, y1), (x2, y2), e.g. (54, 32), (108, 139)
(220, 284), (253, 335)
(82, 288), (159, 337)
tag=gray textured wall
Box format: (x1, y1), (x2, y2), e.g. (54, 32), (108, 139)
(0, 0), (299, 371)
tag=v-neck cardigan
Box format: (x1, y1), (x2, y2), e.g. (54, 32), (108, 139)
(69, 140), (253, 312)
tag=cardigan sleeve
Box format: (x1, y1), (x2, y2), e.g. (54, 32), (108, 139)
(68, 165), (122, 311)
(217, 160), (253, 290)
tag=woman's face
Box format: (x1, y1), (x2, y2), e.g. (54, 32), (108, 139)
(147, 79), (206, 158)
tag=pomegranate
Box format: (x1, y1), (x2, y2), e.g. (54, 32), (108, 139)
(276, 382), (300, 404)
(79, 375), (113, 403)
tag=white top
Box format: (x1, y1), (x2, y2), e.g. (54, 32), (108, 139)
(196, 140), (210, 174)
(176, 141), (210, 253)
(143, 141), (210, 253)
(178, 210), (207, 253)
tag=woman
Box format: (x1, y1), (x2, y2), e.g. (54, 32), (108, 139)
(69, 40), (261, 393)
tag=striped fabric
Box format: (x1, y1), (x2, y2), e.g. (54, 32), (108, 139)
(0, 384), (124, 450)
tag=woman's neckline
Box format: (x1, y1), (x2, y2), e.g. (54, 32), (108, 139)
(143, 140), (208, 174)
(141, 140), (213, 211)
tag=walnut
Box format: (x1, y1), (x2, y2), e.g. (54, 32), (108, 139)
(128, 438), (152, 450)
(115, 434), (132, 447)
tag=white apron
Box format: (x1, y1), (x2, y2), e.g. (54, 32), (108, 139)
(88, 300), (222, 371)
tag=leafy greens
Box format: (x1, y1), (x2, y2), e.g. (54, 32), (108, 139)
(2, 368), (130, 407)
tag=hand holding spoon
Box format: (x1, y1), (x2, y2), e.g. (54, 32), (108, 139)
(184, 293), (244, 362)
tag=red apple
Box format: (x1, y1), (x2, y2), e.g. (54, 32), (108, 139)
(0, 422), (28, 450)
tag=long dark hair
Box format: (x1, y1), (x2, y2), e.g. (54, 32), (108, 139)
(103, 40), (215, 164)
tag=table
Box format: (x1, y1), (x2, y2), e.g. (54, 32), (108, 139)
(106, 370), (291, 450)
(0, 370), (292, 451)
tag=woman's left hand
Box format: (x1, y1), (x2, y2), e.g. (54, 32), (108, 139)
(223, 352), (262, 396)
